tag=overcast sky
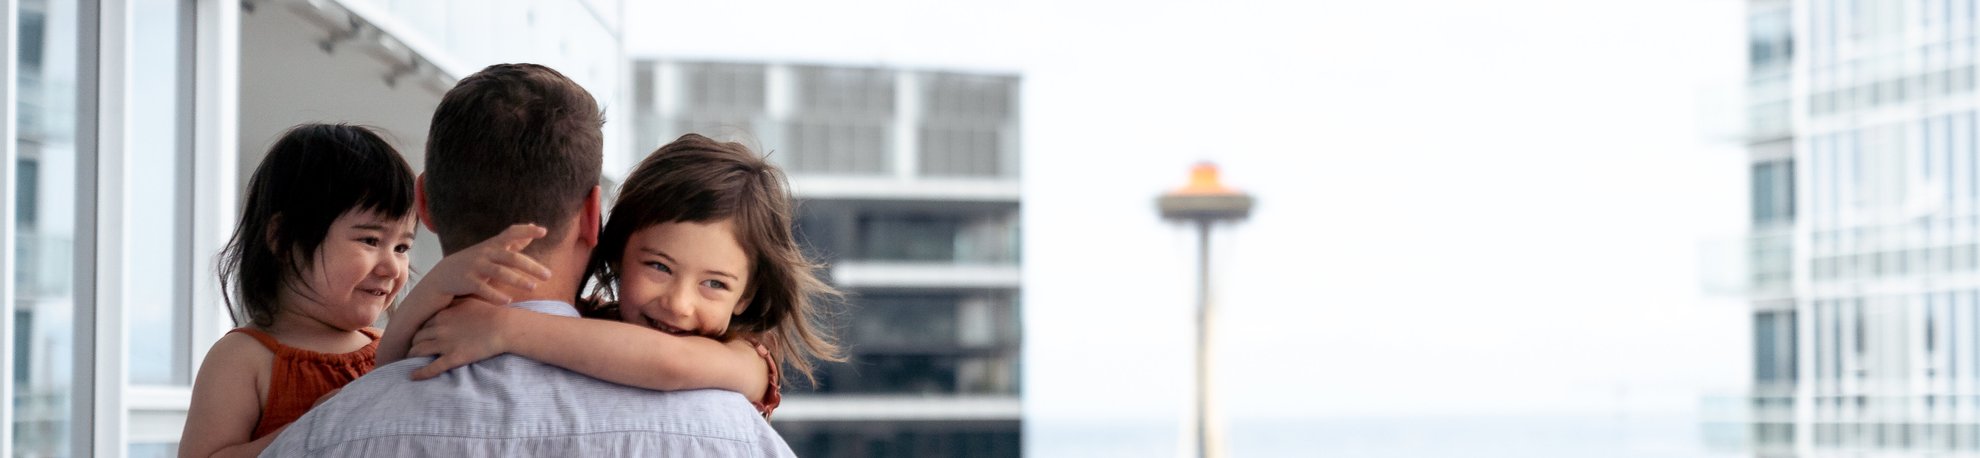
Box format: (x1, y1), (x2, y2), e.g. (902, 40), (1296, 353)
(628, 0), (1752, 438)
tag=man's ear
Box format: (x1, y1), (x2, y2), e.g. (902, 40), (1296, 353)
(578, 185), (602, 248)
(415, 174), (438, 233)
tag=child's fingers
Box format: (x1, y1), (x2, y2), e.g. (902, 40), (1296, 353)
(406, 336), (436, 358)
(488, 250), (552, 281)
(492, 224), (548, 252)
(410, 355), (464, 380)
(467, 283), (513, 307)
(479, 262), (540, 291)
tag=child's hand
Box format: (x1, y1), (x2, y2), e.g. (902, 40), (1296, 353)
(378, 224), (549, 366)
(406, 299), (516, 380)
(413, 224), (552, 306)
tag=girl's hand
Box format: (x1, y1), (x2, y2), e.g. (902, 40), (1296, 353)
(413, 224), (552, 306)
(379, 224), (550, 366)
(406, 300), (516, 380)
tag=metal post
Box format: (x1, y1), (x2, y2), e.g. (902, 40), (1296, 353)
(1194, 219), (1211, 458)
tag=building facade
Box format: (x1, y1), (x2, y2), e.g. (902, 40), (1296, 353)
(631, 59), (1024, 457)
(5, 0), (625, 455)
(1745, 0), (1980, 455)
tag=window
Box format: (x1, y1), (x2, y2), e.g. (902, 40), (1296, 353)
(1928, 296), (1940, 356)
(127, 0), (191, 386)
(14, 0), (79, 453)
(855, 211), (1018, 264)
(1813, 135), (1829, 225)
(823, 291), (1020, 396)
(1962, 112), (1977, 201)
(631, 63), (660, 155)
(1749, 9), (1793, 70)
(1946, 293), (1960, 380)
(919, 73), (1015, 178)
(1970, 292), (1980, 381)
(14, 159), (33, 227)
(785, 119), (889, 174)
(683, 62), (766, 113)
(669, 63), (769, 154)
(1753, 159), (1796, 225)
(1756, 310), (1797, 384)
(1814, 301), (1827, 381)
(792, 66), (893, 115)
(784, 66), (893, 175)
(917, 123), (1003, 177)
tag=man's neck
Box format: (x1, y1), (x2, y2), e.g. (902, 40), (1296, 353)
(511, 246), (588, 304)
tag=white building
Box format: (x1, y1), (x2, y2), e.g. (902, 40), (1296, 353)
(630, 59), (1024, 456)
(1744, 0), (1980, 455)
(4, 0), (626, 455)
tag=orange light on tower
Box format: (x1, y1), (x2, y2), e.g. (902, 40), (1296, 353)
(1160, 163), (1254, 221)
(1156, 162), (1252, 458)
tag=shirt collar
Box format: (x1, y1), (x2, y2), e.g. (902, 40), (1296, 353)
(509, 300), (581, 318)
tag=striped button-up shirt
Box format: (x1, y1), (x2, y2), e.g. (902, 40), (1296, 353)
(261, 300), (795, 457)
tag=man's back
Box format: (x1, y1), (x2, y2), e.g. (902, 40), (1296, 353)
(261, 305), (796, 457)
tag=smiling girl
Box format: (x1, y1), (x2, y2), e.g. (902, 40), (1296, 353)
(383, 133), (842, 418)
(178, 124), (419, 457)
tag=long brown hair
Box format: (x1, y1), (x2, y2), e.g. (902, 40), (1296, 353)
(585, 133), (843, 385)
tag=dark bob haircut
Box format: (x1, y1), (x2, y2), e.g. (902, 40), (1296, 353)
(217, 123), (414, 328)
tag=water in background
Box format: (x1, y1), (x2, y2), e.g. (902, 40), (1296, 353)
(1030, 413), (1746, 458)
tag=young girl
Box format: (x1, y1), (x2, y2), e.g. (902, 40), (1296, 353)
(380, 133), (842, 418)
(178, 124), (550, 458)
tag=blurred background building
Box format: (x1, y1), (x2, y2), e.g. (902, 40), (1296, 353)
(629, 59), (1025, 457)
(1743, 0), (1980, 455)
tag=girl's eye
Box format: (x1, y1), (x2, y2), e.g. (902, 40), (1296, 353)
(393, 243), (411, 254)
(701, 279), (729, 291)
(359, 237), (382, 247)
(643, 261), (672, 274)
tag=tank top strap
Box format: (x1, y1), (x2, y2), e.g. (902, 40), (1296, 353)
(226, 327), (286, 353)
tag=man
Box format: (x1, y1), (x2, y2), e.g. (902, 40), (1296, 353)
(263, 63), (795, 456)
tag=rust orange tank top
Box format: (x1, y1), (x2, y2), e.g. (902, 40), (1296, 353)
(227, 327), (379, 440)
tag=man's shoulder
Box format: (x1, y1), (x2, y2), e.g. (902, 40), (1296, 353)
(307, 355), (771, 431)
(267, 355), (791, 456)
(368, 354), (760, 408)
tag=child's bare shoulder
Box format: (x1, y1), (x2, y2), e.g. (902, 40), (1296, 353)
(199, 332), (276, 374)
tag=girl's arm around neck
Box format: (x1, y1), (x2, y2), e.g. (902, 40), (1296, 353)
(410, 303), (769, 397)
(377, 282), (450, 365)
(380, 224), (552, 365)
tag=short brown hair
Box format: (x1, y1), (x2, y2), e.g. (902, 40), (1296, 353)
(424, 63), (603, 255)
(585, 133), (843, 385)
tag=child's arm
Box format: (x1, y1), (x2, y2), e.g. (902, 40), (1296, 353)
(178, 334), (278, 458)
(406, 300), (771, 398)
(378, 224), (550, 365)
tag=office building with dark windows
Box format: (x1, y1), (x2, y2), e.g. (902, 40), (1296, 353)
(1743, 0), (1980, 455)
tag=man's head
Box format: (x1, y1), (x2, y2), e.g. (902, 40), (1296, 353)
(420, 63), (603, 257)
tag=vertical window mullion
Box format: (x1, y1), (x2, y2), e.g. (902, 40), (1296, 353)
(75, 0), (131, 455)
(187, 0), (239, 394)
(0, 0), (17, 455)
